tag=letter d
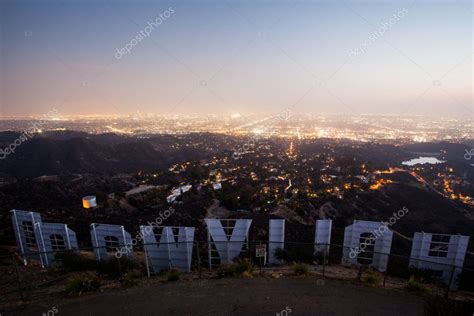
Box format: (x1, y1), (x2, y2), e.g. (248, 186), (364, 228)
(115, 49), (123, 59)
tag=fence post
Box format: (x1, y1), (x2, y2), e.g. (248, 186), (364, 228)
(445, 265), (456, 299)
(12, 253), (24, 301)
(196, 241), (202, 279)
(383, 254), (388, 287)
(322, 249), (326, 277)
(116, 254), (122, 278)
(143, 242), (151, 278)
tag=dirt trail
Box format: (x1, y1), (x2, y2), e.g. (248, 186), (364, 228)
(12, 277), (424, 316)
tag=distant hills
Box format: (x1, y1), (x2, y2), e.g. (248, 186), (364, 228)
(0, 131), (223, 178)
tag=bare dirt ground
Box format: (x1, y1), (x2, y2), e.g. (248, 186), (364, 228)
(10, 276), (425, 316)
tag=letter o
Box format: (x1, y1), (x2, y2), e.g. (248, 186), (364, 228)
(144, 26), (153, 34)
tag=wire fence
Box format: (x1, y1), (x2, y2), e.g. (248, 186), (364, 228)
(1, 241), (474, 309)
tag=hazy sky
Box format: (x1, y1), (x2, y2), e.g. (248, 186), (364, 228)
(0, 0), (472, 117)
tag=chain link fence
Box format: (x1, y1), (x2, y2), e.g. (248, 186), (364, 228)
(1, 241), (473, 309)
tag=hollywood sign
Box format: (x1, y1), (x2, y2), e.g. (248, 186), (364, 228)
(11, 209), (470, 288)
